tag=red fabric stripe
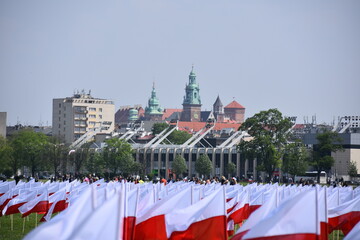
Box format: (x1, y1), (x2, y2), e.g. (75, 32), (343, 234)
(249, 205), (261, 215)
(22, 201), (49, 217)
(169, 215), (227, 240)
(229, 204), (250, 224)
(53, 200), (68, 213)
(231, 230), (249, 240)
(320, 222), (328, 240)
(4, 202), (26, 215)
(328, 211), (360, 235)
(0, 198), (12, 217)
(124, 216), (136, 240)
(134, 215), (167, 240)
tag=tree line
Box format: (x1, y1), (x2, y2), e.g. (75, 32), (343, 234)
(0, 129), (139, 180)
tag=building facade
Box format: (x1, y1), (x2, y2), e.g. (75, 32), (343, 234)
(134, 145), (256, 180)
(53, 91), (115, 143)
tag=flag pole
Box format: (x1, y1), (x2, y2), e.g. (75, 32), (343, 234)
(23, 216), (26, 233)
(10, 214), (13, 231)
(315, 187), (319, 240)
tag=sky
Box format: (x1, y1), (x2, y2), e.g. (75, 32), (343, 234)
(0, 0), (359, 126)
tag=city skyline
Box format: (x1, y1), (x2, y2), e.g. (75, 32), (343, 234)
(1, 0), (359, 126)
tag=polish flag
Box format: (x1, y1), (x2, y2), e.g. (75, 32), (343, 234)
(0, 190), (13, 217)
(232, 188), (278, 240)
(2, 190), (37, 216)
(19, 189), (49, 217)
(66, 186), (125, 240)
(165, 186), (227, 240)
(124, 188), (139, 240)
(134, 186), (192, 240)
(249, 189), (264, 215)
(328, 195), (360, 235)
(228, 190), (250, 224)
(24, 186), (94, 240)
(40, 189), (68, 222)
(240, 189), (320, 240)
(317, 187), (328, 240)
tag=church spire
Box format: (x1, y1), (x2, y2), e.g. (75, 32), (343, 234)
(189, 64), (196, 84)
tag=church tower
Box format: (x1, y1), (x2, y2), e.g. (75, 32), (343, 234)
(213, 95), (225, 122)
(180, 66), (202, 122)
(145, 83), (163, 121)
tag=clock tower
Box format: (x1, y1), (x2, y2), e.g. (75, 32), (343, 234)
(180, 66), (202, 122)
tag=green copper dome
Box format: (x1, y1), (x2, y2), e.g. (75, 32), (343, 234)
(145, 83), (163, 115)
(128, 108), (139, 121)
(183, 66), (201, 105)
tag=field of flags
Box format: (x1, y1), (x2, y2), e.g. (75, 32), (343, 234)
(1, 179), (360, 240)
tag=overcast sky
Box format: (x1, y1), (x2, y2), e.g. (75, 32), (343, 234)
(1, 0), (359, 126)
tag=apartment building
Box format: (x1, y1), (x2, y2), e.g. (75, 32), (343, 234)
(53, 91), (115, 144)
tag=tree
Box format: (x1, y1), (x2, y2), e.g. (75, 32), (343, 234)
(238, 109), (293, 181)
(311, 130), (342, 183)
(46, 136), (68, 179)
(195, 154), (212, 178)
(73, 145), (91, 178)
(102, 138), (134, 177)
(226, 162), (236, 177)
(152, 123), (169, 135)
(168, 130), (192, 145)
(85, 151), (105, 176)
(172, 155), (187, 178)
(0, 136), (13, 177)
(282, 141), (309, 178)
(10, 129), (49, 177)
(348, 161), (358, 180)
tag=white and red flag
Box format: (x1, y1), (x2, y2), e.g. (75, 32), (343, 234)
(134, 186), (192, 240)
(328, 195), (360, 235)
(19, 189), (49, 217)
(165, 186), (227, 240)
(238, 189), (320, 240)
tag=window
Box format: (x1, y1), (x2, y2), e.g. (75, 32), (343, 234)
(59, 103), (61, 107)
(89, 114), (96, 118)
(99, 108), (103, 112)
(99, 115), (103, 119)
(89, 107), (96, 111)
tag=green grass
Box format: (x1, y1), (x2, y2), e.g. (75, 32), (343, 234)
(0, 214), (347, 240)
(0, 214), (43, 240)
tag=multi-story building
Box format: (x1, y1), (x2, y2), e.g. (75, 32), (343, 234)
(53, 91), (115, 144)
